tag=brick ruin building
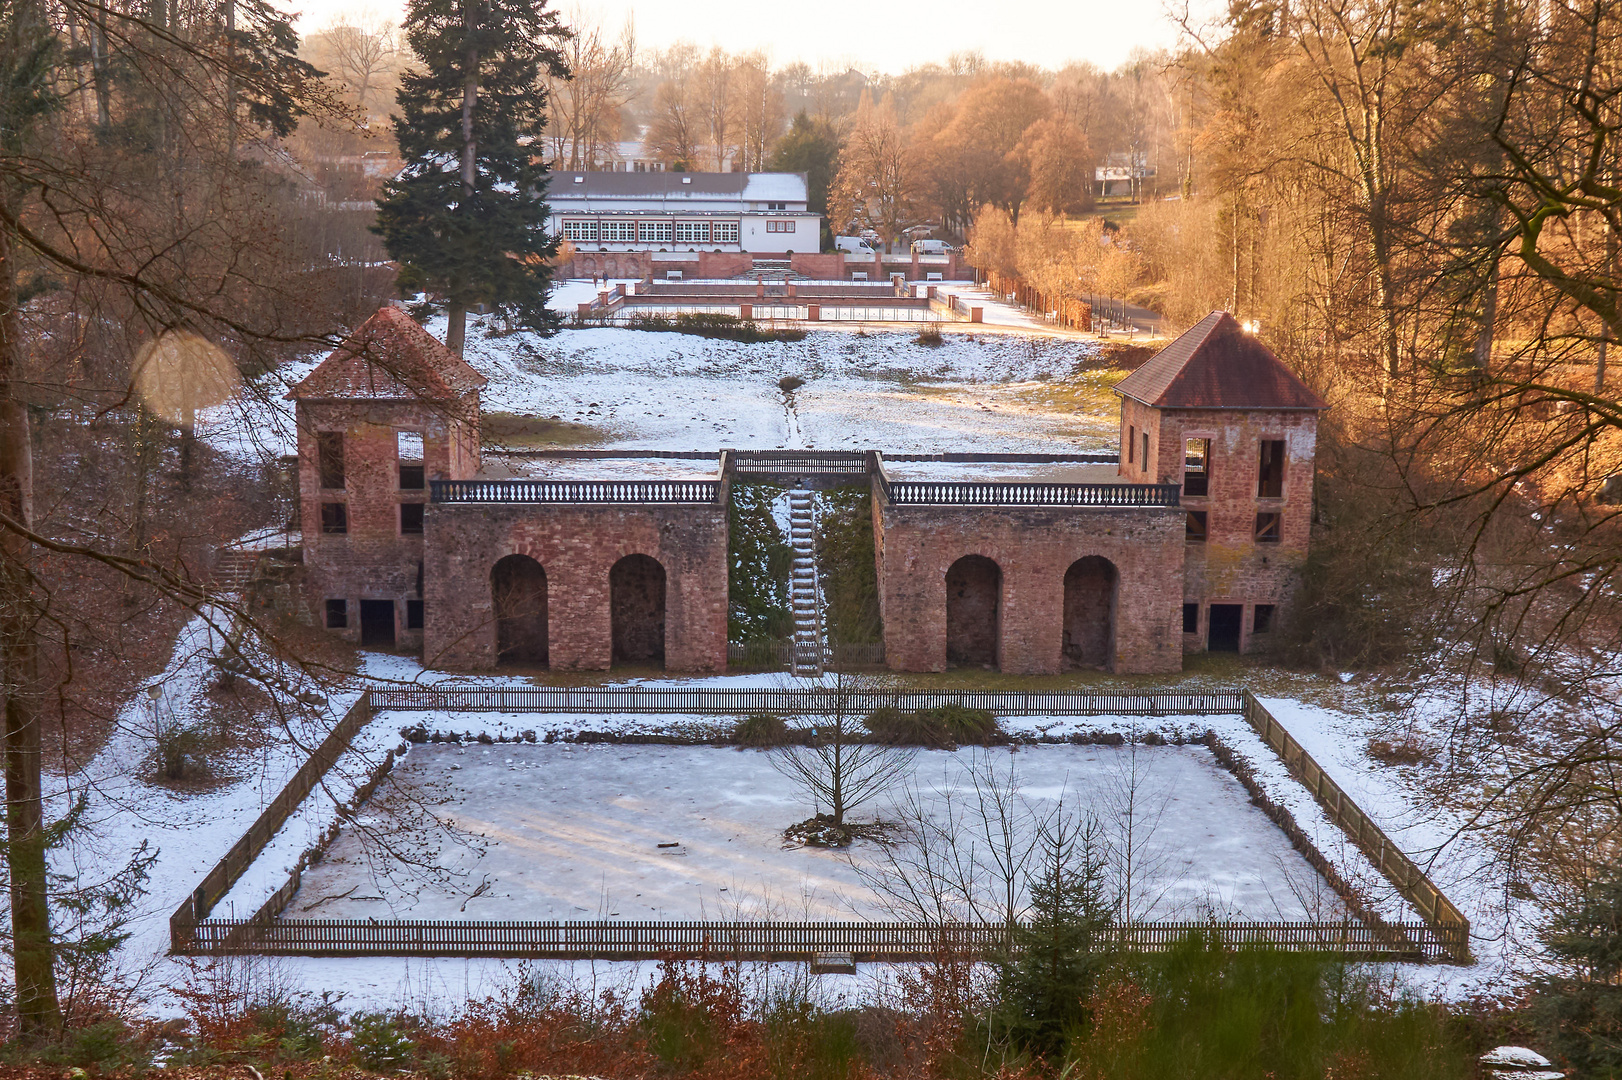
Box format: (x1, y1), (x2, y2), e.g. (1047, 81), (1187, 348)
(286, 307), (1324, 675)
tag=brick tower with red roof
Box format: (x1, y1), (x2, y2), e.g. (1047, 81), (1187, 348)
(1114, 312), (1329, 654)
(289, 306), (487, 651)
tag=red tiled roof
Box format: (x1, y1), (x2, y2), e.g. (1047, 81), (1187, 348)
(289, 307), (488, 401)
(1114, 311), (1327, 410)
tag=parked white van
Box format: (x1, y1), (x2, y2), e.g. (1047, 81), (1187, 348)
(911, 239), (954, 255)
(834, 235), (876, 256)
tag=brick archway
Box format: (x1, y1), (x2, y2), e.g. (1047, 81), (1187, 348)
(945, 555), (1000, 668)
(611, 554), (666, 667)
(492, 554), (548, 667)
(1062, 556), (1117, 670)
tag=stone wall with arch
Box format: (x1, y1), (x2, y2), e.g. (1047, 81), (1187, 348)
(423, 502), (727, 672)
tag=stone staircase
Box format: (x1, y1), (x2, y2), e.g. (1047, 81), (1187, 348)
(746, 259), (806, 282)
(787, 489), (822, 676)
(210, 548), (259, 597)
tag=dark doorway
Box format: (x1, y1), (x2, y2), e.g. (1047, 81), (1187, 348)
(492, 554), (548, 666)
(611, 554), (666, 666)
(946, 555), (1000, 668)
(1062, 556), (1117, 669)
(1208, 604), (1243, 652)
(359, 600), (395, 647)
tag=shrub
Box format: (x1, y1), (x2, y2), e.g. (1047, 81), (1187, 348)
(625, 312), (806, 343)
(734, 713), (789, 747)
(915, 324), (945, 347)
(865, 705), (1000, 747)
(350, 1012), (417, 1073)
(639, 958), (745, 1072)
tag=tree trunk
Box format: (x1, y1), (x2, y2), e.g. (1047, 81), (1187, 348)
(448, 0), (477, 358)
(0, 216), (60, 1040)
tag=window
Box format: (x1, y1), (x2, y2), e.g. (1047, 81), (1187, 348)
(1255, 512), (1281, 543)
(1186, 510), (1208, 542)
(764, 200), (787, 211)
(638, 219), (673, 243)
(398, 431), (424, 489)
(406, 599), (425, 630)
(317, 431), (344, 489)
(561, 219), (598, 242)
(766, 220), (795, 233)
(600, 219), (636, 242)
(1142, 431), (1150, 472)
(712, 220), (740, 244)
(1183, 437), (1210, 497)
(1127, 425), (1135, 464)
(320, 502), (347, 534)
(400, 502), (425, 534)
(1253, 604), (1275, 634)
(325, 598), (347, 628)
(674, 221), (709, 243)
(1182, 603), (1199, 634)
(1258, 439), (1286, 498)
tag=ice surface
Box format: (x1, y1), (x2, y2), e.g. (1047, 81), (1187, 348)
(292, 742), (1345, 923)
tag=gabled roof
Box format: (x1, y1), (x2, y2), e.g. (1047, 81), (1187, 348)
(289, 307), (487, 401)
(1114, 311), (1328, 411)
(549, 170), (808, 202)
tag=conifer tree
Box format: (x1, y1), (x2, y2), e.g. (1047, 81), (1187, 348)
(1533, 870), (1622, 1074)
(375, 0), (567, 355)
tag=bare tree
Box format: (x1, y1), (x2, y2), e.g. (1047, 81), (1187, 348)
(828, 92), (916, 250)
(546, 8), (635, 170)
(697, 47), (734, 170)
(319, 13), (399, 115)
(770, 673), (915, 841)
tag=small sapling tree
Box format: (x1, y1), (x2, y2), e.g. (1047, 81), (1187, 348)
(771, 673), (915, 846)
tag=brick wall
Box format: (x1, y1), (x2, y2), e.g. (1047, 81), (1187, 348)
(422, 501), (729, 672)
(872, 484), (1185, 675)
(297, 397), (479, 649)
(1121, 397), (1319, 652)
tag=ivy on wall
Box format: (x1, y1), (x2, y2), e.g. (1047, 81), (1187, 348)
(728, 481), (794, 642)
(817, 485), (883, 645)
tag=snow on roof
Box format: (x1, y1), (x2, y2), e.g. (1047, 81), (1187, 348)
(1114, 311), (1328, 411)
(289, 306), (487, 401)
(549, 171), (807, 202)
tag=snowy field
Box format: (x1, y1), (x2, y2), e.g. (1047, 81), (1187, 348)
(197, 317), (1127, 463)
(290, 742), (1346, 924)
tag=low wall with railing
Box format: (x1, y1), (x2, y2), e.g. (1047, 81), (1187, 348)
(180, 917), (1463, 962)
(430, 479), (722, 505)
(1240, 691), (1470, 961)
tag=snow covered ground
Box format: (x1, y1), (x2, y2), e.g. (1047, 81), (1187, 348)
(290, 742), (1346, 924)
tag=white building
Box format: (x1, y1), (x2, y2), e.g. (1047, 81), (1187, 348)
(547, 172), (821, 255)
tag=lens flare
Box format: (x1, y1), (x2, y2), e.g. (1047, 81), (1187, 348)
(132, 330), (242, 425)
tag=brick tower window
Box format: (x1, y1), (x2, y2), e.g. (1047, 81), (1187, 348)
(1127, 425), (1136, 464)
(1183, 438), (1210, 497)
(1141, 431), (1150, 473)
(400, 502), (425, 534)
(1182, 603), (1199, 633)
(325, 598), (347, 628)
(1255, 512), (1281, 543)
(1186, 510), (1208, 542)
(317, 432), (345, 489)
(1254, 604), (1275, 633)
(320, 502), (347, 534)
(398, 431), (425, 489)
(1258, 439), (1286, 498)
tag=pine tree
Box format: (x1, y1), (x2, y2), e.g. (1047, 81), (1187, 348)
(1532, 870), (1622, 1074)
(998, 811), (1116, 1059)
(375, 0), (566, 354)
(770, 112), (840, 215)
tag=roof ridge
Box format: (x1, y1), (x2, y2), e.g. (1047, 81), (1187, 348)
(1114, 311), (1326, 411)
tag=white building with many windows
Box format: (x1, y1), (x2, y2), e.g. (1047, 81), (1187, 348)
(547, 171), (821, 254)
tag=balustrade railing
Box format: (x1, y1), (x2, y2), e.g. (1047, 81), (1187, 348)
(431, 479), (720, 504)
(881, 477), (1180, 507)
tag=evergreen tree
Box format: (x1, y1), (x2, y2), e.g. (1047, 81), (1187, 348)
(375, 0), (566, 354)
(770, 111), (840, 216)
(1532, 869), (1622, 1074)
(997, 811), (1116, 1059)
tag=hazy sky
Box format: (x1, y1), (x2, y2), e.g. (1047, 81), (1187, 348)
(292, 0), (1188, 74)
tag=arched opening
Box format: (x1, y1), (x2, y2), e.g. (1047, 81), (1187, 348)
(491, 554), (548, 667)
(945, 555), (1000, 668)
(611, 554), (666, 666)
(1063, 556), (1118, 670)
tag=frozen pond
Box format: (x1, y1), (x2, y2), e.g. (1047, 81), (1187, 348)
(291, 743), (1346, 924)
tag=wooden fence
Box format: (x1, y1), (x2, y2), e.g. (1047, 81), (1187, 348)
(1239, 691), (1471, 962)
(366, 686), (1245, 717)
(169, 696), (373, 950)
(178, 917), (1464, 963)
